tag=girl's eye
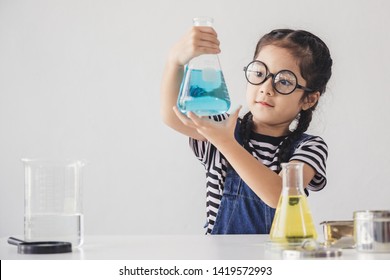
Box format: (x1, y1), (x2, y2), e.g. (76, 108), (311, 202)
(255, 71), (265, 78)
(279, 79), (293, 86)
(276, 71), (296, 88)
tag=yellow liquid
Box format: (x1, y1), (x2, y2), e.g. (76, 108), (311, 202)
(270, 195), (317, 243)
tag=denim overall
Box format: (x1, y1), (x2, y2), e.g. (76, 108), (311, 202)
(211, 122), (311, 234)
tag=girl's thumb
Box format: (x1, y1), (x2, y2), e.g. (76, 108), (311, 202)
(228, 105), (242, 126)
(231, 105), (242, 119)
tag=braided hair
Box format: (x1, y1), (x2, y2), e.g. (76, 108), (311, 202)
(241, 29), (333, 165)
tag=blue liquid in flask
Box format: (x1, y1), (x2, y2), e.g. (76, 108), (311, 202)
(177, 68), (231, 116)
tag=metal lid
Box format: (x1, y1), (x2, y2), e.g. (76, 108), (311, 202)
(320, 220), (353, 226)
(354, 210), (390, 220)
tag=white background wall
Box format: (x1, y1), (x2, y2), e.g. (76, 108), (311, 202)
(1, 0), (389, 238)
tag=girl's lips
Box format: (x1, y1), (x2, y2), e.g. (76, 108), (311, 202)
(257, 101), (274, 107)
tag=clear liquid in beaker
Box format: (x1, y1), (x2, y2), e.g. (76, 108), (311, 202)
(25, 213), (84, 247)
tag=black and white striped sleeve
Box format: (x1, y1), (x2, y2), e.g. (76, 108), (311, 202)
(289, 136), (328, 191)
(188, 114), (228, 166)
(189, 137), (210, 166)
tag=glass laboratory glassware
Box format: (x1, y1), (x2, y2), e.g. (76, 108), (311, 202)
(22, 159), (86, 247)
(177, 17), (231, 116)
(270, 162), (318, 246)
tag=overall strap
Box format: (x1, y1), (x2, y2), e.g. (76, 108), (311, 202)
(286, 133), (312, 160)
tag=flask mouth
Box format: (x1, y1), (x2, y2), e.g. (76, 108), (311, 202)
(21, 158), (87, 167)
(193, 17), (214, 27)
(281, 162), (304, 192)
(281, 162), (304, 169)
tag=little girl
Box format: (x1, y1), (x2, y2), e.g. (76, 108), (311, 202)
(160, 26), (332, 234)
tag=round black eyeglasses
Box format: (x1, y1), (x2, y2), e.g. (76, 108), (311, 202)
(243, 60), (314, 95)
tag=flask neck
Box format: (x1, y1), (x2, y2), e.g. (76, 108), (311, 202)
(281, 162), (305, 196)
(189, 17), (217, 67)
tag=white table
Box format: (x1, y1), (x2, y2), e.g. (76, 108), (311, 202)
(1, 235), (390, 260)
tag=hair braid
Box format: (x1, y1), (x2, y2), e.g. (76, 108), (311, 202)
(278, 109), (313, 164)
(240, 112), (254, 150)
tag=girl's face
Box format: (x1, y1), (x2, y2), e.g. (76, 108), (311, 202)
(246, 45), (315, 136)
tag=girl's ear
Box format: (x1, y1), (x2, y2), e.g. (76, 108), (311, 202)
(302, 91), (320, 111)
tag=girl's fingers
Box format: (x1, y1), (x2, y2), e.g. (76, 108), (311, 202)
(173, 107), (197, 128)
(186, 111), (204, 127)
(191, 27), (220, 53)
(196, 26), (218, 36)
(198, 34), (220, 46)
(197, 40), (220, 50)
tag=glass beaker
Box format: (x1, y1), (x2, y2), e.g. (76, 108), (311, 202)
(269, 162), (318, 246)
(22, 159), (85, 247)
(177, 17), (231, 116)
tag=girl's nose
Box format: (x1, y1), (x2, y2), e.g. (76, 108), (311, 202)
(258, 76), (275, 96)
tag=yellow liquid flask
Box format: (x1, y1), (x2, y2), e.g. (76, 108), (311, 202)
(177, 17), (231, 116)
(270, 162), (318, 246)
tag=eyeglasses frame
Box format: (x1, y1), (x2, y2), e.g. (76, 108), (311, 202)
(243, 60), (314, 95)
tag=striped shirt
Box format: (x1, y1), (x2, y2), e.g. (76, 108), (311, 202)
(189, 116), (328, 234)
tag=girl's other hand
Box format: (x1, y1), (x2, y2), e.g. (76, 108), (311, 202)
(169, 26), (221, 67)
(173, 106), (242, 148)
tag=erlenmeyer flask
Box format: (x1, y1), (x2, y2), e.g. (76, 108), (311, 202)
(270, 162), (318, 245)
(177, 17), (231, 116)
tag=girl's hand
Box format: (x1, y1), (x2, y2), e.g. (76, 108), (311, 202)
(168, 26), (221, 67)
(173, 106), (242, 148)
